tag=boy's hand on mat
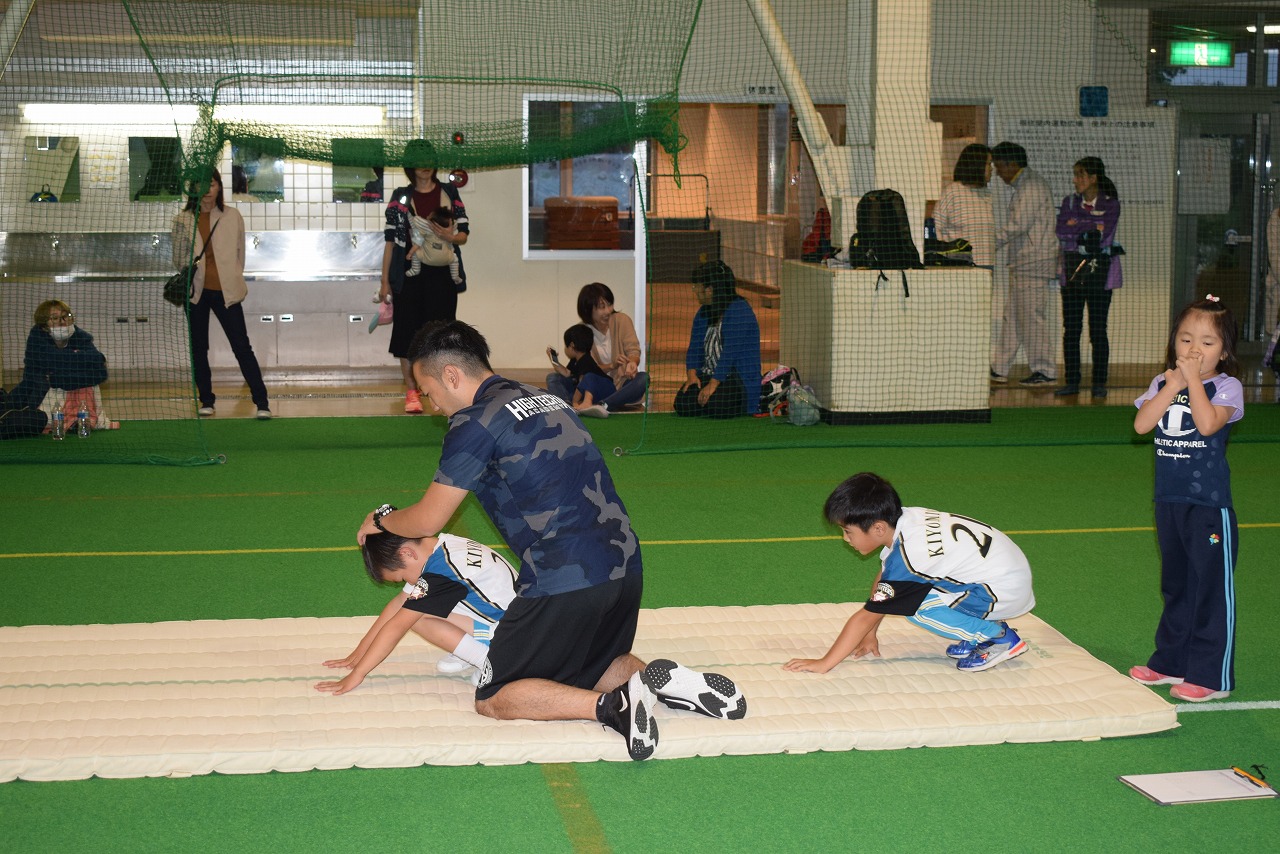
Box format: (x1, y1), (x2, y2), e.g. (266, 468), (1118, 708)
(315, 673), (364, 695)
(853, 630), (881, 659)
(783, 657), (834, 673)
(852, 640), (881, 659)
(322, 652), (359, 669)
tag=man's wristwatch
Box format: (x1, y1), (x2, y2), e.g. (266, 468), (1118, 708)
(371, 503), (396, 533)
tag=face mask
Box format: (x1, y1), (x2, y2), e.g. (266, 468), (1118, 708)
(50, 325), (74, 342)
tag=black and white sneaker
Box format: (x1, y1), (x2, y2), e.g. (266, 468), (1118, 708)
(642, 659), (747, 720)
(1018, 371), (1054, 386)
(598, 672), (659, 760)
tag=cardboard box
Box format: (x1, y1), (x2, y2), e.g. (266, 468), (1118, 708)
(545, 196), (620, 249)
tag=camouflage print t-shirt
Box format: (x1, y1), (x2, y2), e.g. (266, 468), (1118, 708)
(434, 375), (642, 597)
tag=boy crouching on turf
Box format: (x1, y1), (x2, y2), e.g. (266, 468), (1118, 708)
(784, 472), (1035, 674)
(316, 519), (517, 695)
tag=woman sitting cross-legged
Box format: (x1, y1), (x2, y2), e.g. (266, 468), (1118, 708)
(673, 260), (762, 419)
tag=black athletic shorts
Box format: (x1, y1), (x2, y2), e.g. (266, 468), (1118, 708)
(475, 572), (642, 701)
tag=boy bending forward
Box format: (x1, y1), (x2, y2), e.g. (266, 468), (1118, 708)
(317, 523), (516, 694)
(784, 472), (1035, 674)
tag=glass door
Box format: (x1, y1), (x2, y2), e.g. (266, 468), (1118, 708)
(1175, 110), (1276, 340)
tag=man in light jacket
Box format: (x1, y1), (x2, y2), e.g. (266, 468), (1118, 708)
(991, 142), (1058, 387)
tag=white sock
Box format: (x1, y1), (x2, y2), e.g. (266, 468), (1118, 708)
(452, 634), (489, 669)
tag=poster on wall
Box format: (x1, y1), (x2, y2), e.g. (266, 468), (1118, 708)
(82, 147), (121, 190)
(1000, 113), (1176, 209)
(997, 111), (1178, 362)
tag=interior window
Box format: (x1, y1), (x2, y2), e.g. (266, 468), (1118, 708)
(332, 138), (384, 203)
(24, 135), (80, 203)
(128, 136), (183, 202)
(525, 99), (648, 252)
(231, 141), (285, 203)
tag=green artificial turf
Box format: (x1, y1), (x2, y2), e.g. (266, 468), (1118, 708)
(2, 409), (1278, 852)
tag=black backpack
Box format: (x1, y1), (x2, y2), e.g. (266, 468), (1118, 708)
(848, 189), (922, 270)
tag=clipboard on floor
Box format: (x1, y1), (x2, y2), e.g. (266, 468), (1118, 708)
(1119, 768), (1278, 805)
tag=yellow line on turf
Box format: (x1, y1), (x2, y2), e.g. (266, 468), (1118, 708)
(1, 523), (1276, 560)
(542, 763), (612, 853)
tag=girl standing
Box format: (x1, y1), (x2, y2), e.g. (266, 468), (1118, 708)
(1055, 156), (1122, 399)
(1131, 296), (1242, 702)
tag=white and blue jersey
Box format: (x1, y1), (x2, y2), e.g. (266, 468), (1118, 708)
(401, 533), (518, 643)
(870, 506), (1034, 622)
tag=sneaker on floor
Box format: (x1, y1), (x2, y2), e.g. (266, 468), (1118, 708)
(1018, 372), (1054, 386)
(1169, 682), (1231, 702)
(436, 653), (471, 674)
(641, 658), (747, 720)
(578, 403), (609, 419)
(945, 639), (977, 660)
(598, 672), (659, 760)
(1054, 384), (1080, 396)
(1128, 665), (1183, 686)
(1091, 385), (1108, 399)
(404, 389), (424, 414)
(956, 624), (1027, 672)
(989, 370), (1007, 384)
(255, 409), (272, 420)
(197, 405), (215, 417)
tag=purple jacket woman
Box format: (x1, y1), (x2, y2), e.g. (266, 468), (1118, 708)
(1054, 157), (1122, 398)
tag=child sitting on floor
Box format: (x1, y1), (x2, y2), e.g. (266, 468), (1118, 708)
(316, 522), (517, 694)
(784, 472), (1036, 674)
(546, 323), (615, 419)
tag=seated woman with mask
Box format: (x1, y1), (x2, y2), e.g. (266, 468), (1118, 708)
(24, 299), (119, 429)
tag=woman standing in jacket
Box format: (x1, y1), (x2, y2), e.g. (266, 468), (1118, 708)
(171, 168), (271, 419)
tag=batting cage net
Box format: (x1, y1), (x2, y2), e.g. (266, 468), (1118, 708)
(0, 0), (1276, 462)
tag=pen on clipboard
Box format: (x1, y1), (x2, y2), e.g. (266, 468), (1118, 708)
(1230, 765), (1269, 788)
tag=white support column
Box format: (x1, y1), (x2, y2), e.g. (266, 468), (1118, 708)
(872, 0), (940, 247)
(746, 0), (938, 249)
(744, 0), (855, 203)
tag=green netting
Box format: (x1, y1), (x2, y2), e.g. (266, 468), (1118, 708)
(1, 0), (1277, 463)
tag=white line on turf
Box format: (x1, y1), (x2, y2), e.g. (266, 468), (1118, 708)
(1175, 700), (1280, 713)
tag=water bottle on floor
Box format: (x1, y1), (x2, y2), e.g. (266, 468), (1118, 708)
(52, 404), (65, 440)
(77, 402), (90, 438)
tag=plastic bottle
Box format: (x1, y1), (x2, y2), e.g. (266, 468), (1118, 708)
(77, 402), (90, 438)
(52, 404), (65, 440)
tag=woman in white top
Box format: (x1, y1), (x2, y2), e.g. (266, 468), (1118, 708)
(545, 282), (648, 412)
(933, 143), (995, 267)
(171, 168), (271, 419)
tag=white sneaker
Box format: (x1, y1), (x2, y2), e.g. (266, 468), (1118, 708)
(642, 659), (746, 720)
(436, 653), (471, 674)
(197, 406), (215, 417)
(578, 403), (609, 419)
(255, 409), (272, 420)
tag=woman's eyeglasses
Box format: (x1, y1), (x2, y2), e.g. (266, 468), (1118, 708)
(47, 312), (74, 325)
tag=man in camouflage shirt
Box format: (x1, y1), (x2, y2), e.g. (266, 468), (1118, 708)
(356, 321), (745, 760)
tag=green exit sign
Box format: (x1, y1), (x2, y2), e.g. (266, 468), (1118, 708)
(1169, 41), (1233, 67)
